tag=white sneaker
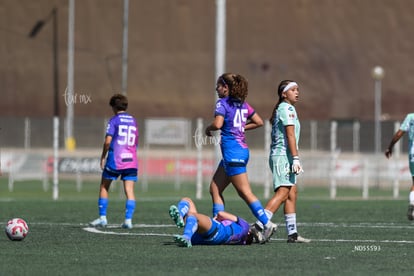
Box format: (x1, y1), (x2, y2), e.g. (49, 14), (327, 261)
(121, 222), (133, 229)
(287, 233), (311, 243)
(89, 217), (107, 228)
(264, 222), (277, 242)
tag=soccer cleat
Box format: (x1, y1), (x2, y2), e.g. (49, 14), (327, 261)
(174, 235), (192, 248)
(407, 204), (414, 220)
(89, 217), (107, 228)
(169, 205), (184, 228)
(263, 222), (277, 242)
(287, 233), (311, 243)
(250, 223), (266, 244)
(121, 222), (133, 229)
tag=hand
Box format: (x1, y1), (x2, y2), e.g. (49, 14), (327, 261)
(291, 157), (303, 175)
(385, 148), (392, 159)
(100, 158), (106, 170)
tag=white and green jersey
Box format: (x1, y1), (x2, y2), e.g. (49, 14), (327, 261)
(400, 113), (414, 155)
(270, 101), (300, 157)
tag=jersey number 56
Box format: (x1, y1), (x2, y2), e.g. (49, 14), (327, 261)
(118, 125), (137, 146)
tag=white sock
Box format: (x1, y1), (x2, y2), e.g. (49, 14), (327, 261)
(100, 215), (107, 221)
(409, 191), (414, 205)
(285, 213), (297, 236)
(265, 209), (273, 220)
(124, 218), (132, 225)
(256, 210), (274, 229)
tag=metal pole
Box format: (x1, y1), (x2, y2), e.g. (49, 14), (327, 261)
(52, 116), (59, 200)
(196, 118), (203, 199)
(53, 8), (59, 118)
(52, 8), (60, 200)
(264, 121), (271, 199)
(374, 78), (382, 154)
(121, 0), (129, 95)
(66, 0), (75, 151)
(330, 121), (338, 199)
(214, 0), (226, 165)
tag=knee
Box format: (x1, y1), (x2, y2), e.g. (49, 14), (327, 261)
(181, 197), (192, 204)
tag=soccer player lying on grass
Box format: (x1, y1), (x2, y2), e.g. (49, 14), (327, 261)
(169, 197), (254, 247)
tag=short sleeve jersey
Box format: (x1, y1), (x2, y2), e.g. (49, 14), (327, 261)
(214, 97), (255, 149)
(270, 101), (300, 156)
(222, 217), (250, 245)
(400, 113), (414, 155)
(105, 112), (138, 170)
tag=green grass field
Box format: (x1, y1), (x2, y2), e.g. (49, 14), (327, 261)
(0, 177), (413, 275)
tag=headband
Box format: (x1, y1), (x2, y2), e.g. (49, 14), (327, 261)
(282, 82), (298, 93)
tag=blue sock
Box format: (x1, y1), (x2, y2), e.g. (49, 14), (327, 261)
(177, 200), (190, 218)
(183, 215), (197, 240)
(98, 198), (109, 216)
(212, 203), (225, 217)
(249, 200), (269, 226)
(125, 199), (136, 219)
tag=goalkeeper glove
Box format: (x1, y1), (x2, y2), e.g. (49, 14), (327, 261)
(292, 156), (304, 175)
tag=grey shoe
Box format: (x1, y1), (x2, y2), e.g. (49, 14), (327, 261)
(250, 223), (265, 244)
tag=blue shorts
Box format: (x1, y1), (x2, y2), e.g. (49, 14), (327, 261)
(191, 217), (249, 245)
(220, 147), (249, 176)
(102, 167), (138, 182)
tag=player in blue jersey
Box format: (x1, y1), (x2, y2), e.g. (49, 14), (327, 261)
(253, 80), (310, 243)
(205, 73), (276, 243)
(169, 197), (253, 247)
(89, 94), (139, 229)
(385, 113), (414, 220)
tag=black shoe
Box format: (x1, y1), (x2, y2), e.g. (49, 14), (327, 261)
(407, 204), (414, 221)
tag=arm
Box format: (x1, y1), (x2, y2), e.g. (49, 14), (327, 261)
(215, 211), (238, 222)
(100, 135), (112, 170)
(285, 125), (302, 174)
(285, 125), (299, 157)
(245, 113), (264, 131)
(385, 130), (405, 158)
(205, 115), (224, 136)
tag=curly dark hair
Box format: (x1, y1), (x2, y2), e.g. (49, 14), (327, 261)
(218, 73), (248, 102)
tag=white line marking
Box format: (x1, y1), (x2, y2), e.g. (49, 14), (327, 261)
(83, 227), (173, 236)
(296, 222), (414, 229)
(270, 238), (414, 244)
(82, 224), (414, 244)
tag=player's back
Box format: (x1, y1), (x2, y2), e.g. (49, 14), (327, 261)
(107, 112), (138, 170)
(216, 97), (254, 149)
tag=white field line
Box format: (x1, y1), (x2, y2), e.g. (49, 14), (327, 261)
(78, 222), (414, 244)
(296, 222), (414, 229)
(21, 221), (414, 229)
(3, 221), (413, 243)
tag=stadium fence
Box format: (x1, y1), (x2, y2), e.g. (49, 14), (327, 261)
(0, 117), (411, 200)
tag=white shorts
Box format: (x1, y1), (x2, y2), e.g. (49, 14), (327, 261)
(269, 155), (296, 191)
